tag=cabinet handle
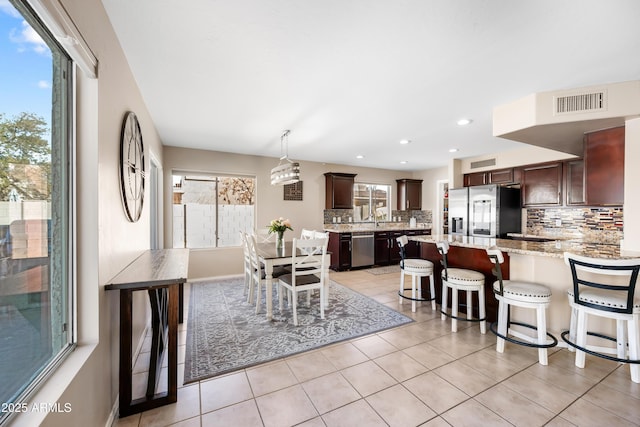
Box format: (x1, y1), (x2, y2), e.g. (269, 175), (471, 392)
(406, 200), (409, 209)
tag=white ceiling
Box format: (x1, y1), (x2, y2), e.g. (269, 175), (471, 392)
(102, 0), (640, 171)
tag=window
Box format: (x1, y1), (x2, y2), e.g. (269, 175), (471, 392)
(353, 183), (391, 222)
(172, 174), (255, 248)
(0, 0), (74, 421)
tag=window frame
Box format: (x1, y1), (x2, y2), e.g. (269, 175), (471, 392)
(1, 1), (76, 423)
(171, 171), (256, 249)
(353, 182), (391, 222)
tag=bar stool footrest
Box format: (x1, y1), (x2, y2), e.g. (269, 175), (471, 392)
(560, 330), (640, 364)
(490, 321), (557, 349)
(441, 308), (486, 323)
(398, 288), (436, 302)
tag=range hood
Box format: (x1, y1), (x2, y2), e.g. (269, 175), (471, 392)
(493, 80), (640, 155)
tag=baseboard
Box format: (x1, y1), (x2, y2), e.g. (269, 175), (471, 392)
(189, 274), (243, 283)
(106, 399), (119, 427)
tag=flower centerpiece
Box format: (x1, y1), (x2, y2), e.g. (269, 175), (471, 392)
(268, 217), (293, 249)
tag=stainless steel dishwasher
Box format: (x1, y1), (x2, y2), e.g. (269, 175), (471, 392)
(351, 232), (374, 268)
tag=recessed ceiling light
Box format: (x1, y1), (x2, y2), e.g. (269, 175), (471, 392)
(457, 118), (472, 126)
(356, 155), (364, 159)
(449, 148), (459, 153)
(400, 160), (408, 164)
(399, 139), (411, 145)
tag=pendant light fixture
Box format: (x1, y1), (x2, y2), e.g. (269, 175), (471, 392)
(270, 129), (301, 185)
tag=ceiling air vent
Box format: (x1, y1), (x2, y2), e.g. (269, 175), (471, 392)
(470, 158), (496, 169)
(554, 91), (606, 115)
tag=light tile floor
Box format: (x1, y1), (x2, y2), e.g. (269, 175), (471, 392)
(116, 269), (640, 427)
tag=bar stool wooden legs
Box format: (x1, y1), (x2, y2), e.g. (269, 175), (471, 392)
(487, 248), (557, 365)
(436, 241), (486, 333)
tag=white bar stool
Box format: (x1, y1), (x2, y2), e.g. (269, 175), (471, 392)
(486, 248), (557, 365)
(563, 252), (640, 383)
(396, 235), (436, 312)
(436, 241), (486, 333)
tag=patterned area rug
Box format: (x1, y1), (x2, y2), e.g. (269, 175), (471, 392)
(184, 276), (413, 384)
(365, 265), (401, 275)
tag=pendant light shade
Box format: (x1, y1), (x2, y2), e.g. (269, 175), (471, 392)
(270, 130), (301, 185)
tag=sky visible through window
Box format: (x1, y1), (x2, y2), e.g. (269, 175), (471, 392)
(1, 0), (52, 129)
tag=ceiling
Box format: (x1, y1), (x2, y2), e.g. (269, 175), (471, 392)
(102, 0), (640, 171)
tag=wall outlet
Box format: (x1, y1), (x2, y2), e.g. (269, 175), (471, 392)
(555, 219), (562, 227)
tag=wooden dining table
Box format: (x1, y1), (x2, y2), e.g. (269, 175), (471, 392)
(254, 241), (331, 319)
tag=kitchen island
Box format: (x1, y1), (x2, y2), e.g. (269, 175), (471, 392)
(410, 234), (638, 336)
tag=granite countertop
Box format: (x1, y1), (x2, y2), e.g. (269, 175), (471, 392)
(323, 223), (432, 233)
(410, 234), (639, 260)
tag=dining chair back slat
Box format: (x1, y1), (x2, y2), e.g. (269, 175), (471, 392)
(277, 237), (329, 326)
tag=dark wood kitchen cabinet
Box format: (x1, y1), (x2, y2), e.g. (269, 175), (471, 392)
(584, 126), (624, 206)
(324, 173), (356, 209)
(520, 162), (563, 207)
(327, 232), (351, 271)
(464, 172), (487, 187)
(488, 168), (515, 184)
(464, 168), (515, 187)
(404, 229), (431, 258)
(565, 159), (585, 206)
(374, 230), (402, 266)
(397, 179), (422, 210)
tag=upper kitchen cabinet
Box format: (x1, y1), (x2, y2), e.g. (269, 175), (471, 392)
(565, 159), (585, 206)
(520, 162), (563, 207)
(464, 168), (515, 187)
(464, 172), (487, 187)
(584, 126), (624, 206)
(325, 173), (356, 209)
(396, 179), (422, 210)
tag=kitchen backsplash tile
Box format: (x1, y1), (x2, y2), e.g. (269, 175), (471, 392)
(526, 207), (623, 244)
(324, 209), (432, 225)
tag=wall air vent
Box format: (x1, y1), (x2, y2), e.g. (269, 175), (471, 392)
(554, 91), (607, 115)
(470, 158), (496, 169)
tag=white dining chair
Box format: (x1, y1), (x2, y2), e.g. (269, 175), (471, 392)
(256, 228), (275, 243)
(277, 237), (328, 326)
(247, 232), (288, 314)
(240, 231), (253, 299)
(313, 230), (329, 239)
(300, 228), (316, 239)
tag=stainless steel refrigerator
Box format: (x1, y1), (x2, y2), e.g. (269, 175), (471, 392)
(448, 187), (469, 236)
(468, 184), (521, 238)
(448, 185), (521, 237)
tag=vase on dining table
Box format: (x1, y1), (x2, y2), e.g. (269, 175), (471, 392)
(276, 231), (284, 250)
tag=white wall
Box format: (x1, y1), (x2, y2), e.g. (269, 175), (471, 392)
(458, 144), (576, 175)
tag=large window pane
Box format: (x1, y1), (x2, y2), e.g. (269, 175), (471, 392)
(354, 183), (390, 222)
(172, 174), (255, 248)
(0, 0), (73, 419)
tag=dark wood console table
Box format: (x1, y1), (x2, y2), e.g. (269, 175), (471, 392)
(106, 249), (189, 417)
